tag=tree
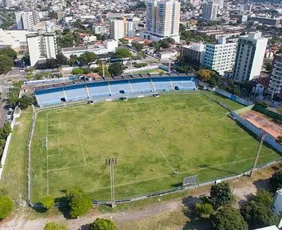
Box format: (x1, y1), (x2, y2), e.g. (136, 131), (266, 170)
(108, 63), (124, 76)
(41, 195), (55, 210)
(69, 55), (78, 66)
(46, 58), (60, 69)
(241, 201), (277, 229)
(211, 207), (248, 230)
(0, 123), (12, 139)
(72, 68), (84, 75)
(89, 218), (116, 230)
(0, 55), (13, 74)
(195, 202), (214, 217)
(271, 170), (282, 191)
(196, 69), (215, 82)
(78, 52), (97, 65)
(113, 48), (132, 59)
(133, 43), (143, 52)
(210, 182), (232, 208)
(0, 47), (17, 60)
(44, 222), (67, 230)
(265, 62), (272, 72)
(0, 196), (13, 220)
(69, 192), (92, 218)
(149, 41), (159, 49)
(56, 53), (68, 65)
(18, 95), (34, 110)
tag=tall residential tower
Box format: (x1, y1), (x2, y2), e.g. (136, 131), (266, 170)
(233, 32), (268, 82)
(143, 0), (180, 42)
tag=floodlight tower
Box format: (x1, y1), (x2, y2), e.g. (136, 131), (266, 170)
(105, 157), (117, 208)
(250, 132), (266, 178)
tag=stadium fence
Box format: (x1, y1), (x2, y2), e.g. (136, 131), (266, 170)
(253, 104), (282, 122)
(26, 92), (282, 210)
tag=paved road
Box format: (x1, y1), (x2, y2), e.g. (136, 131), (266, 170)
(0, 68), (26, 126)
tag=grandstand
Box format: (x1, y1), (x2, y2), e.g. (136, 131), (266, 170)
(33, 74), (197, 107)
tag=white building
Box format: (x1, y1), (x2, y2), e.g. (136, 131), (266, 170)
(203, 37), (237, 75)
(214, 0), (223, 9)
(143, 0), (180, 42)
(233, 32), (268, 82)
(110, 19), (125, 40)
(26, 31), (57, 66)
(62, 40), (118, 58)
(15, 11), (38, 30)
(268, 54), (282, 99)
(273, 189), (282, 216)
(0, 29), (36, 51)
(202, 1), (218, 20)
(92, 25), (107, 35)
(126, 21), (135, 37)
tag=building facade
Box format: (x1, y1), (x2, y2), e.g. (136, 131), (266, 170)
(26, 31), (57, 66)
(181, 43), (206, 65)
(203, 37), (237, 75)
(268, 54), (282, 99)
(233, 32), (268, 82)
(15, 11), (38, 30)
(110, 19), (125, 40)
(143, 0), (180, 42)
(202, 1), (218, 20)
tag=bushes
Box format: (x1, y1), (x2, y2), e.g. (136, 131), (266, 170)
(133, 63), (147, 68)
(240, 190), (277, 229)
(41, 195), (55, 210)
(0, 195), (13, 220)
(89, 218), (116, 230)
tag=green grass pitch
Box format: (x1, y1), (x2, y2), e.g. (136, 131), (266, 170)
(30, 92), (280, 203)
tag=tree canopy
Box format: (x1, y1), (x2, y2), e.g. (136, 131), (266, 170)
(0, 55), (13, 74)
(44, 222), (67, 230)
(108, 63), (124, 76)
(0, 47), (17, 60)
(211, 207), (248, 230)
(195, 202), (214, 217)
(240, 190), (277, 229)
(0, 195), (13, 220)
(89, 218), (116, 230)
(41, 195), (55, 210)
(271, 170), (282, 191)
(56, 53), (68, 65)
(72, 68), (84, 75)
(210, 182), (232, 208)
(78, 52), (97, 65)
(114, 48), (132, 59)
(67, 188), (92, 218)
(18, 95), (34, 110)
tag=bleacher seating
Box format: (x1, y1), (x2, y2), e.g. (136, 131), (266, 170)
(88, 82), (111, 98)
(172, 77), (196, 90)
(152, 78), (173, 91)
(35, 88), (64, 107)
(34, 76), (197, 107)
(131, 79), (154, 93)
(64, 85), (88, 102)
(109, 80), (132, 96)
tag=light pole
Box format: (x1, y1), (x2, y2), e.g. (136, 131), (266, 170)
(250, 132), (266, 178)
(105, 157), (118, 208)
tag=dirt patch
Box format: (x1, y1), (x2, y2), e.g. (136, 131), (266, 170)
(241, 110), (282, 138)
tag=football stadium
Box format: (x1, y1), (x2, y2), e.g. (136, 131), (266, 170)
(26, 74), (281, 204)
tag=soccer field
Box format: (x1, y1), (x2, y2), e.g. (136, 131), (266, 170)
(30, 92), (280, 203)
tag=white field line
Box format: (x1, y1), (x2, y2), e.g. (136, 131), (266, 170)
(85, 152), (277, 192)
(48, 164), (85, 172)
(75, 122), (87, 165)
